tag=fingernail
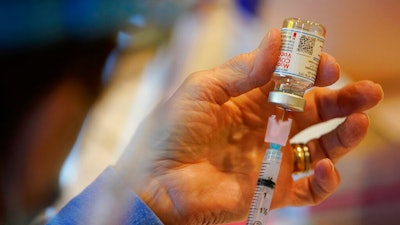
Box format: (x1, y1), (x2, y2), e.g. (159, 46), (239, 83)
(335, 62), (341, 73)
(315, 158), (334, 179)
(326, 54), (340, 73)
(326, 158), (334, 172)
(259, 29), (275, 48)
(375, 83), (384, 100)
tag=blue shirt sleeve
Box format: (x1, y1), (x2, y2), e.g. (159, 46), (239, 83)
(47, 166), (163, 225)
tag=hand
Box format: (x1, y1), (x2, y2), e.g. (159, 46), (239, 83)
(115, 29), (383, 225)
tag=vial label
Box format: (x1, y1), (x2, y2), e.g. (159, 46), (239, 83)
(275, 28), (325, 82)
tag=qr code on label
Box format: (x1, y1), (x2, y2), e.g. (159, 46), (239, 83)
(297, 35), (316, 55)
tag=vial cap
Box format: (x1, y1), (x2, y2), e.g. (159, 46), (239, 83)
(268, 91), (305, 112)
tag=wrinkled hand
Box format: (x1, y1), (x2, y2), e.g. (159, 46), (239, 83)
(115, 29), (383, 225)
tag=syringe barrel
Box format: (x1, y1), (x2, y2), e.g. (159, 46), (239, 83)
(246, 148), (282, 225)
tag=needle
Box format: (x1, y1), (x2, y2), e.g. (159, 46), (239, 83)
(281, 109), (286, 121)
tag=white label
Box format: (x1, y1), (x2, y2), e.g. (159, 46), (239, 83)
(274, 28), (325, 82)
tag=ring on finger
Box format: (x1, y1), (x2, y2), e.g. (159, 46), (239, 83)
(292, 143), (311, 173)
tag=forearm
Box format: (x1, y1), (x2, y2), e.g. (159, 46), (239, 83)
(47, 166), (163, 225)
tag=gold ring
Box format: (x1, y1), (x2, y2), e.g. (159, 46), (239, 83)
(292, 143), (311, 173)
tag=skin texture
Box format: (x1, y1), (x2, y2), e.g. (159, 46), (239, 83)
(115, 29), (383, 224)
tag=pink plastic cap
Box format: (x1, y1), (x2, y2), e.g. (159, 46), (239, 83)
(264, 115), (293, 146)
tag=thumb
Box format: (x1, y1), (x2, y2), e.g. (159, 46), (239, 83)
(217, 28), (281, 97)
(183, 29), (281, 104)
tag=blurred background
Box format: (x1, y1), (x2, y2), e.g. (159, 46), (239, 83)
(53, 0), (400, 224)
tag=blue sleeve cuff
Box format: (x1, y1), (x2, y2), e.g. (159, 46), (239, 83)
(47, 166), (163, 225)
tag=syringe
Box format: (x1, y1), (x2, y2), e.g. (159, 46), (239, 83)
(246, 114), (292, 225)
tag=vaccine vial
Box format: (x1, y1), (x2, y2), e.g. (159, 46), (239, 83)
(268, 18), (326, 112)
